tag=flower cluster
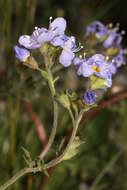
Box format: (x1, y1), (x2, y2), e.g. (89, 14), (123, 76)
(14, 18), (126, 107)
(85, 21), (125, 67)
(14, 17), (83, 67)
(74, 54), (116, 87)
(73, 20), (126, 105)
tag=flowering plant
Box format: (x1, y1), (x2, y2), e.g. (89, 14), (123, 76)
(0, 17), (126, 190)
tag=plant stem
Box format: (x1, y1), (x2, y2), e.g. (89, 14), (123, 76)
(39, 52), (58, 160)
(0, 167), (36, 190)
(0, 109), (84, 190)
(68, 108), (75, 127)
(44, 109), (85, 169)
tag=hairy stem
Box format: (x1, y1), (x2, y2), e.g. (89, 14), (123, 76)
(0, 109), (84, 190)
(39, 51), (58, 160)
(44, 109), (84, 169)
(68, 108), (75, 127)
(0, 167), (36, 190)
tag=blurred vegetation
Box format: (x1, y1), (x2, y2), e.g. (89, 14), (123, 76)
(0, 0), (127, 190)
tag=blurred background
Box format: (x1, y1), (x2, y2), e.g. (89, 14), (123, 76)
(0, 0), (127, 190)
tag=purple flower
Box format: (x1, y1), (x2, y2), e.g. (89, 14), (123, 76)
(97, 61), (117, 78)
(19, 17), (67, 49)
(104, 31), (122, 48)
(86, 21), (108, 38)
(77, 54), (105, 77)
(51, 34), (69, 47)
(76, 54), (117, 87)
(73, 57), (84, 70)
(14, 45), (30, 62)
(52, 35), (83, 67)
(49, 17), (67, 36)
(77, 60), (93, 77)
(113, 48), (125, 67)
(59, 37), (76, 67)
(86, 21), (123, 48)
(82, 90), (96, 105)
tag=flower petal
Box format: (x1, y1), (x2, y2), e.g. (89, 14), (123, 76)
(77, 61), (93, 77)
(83, 90), (96, 105)
(50, 17), (67, 36)
(51, 35), (69, 47)
(86, 21), (107, 38)
(104, 32), (116, 48)
(19, 35), (40, 49)
(37, 28), (54, 43)
(59, 50), (74, 67)
(14, 45), (30, 62)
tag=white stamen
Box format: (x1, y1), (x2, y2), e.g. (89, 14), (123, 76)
(73, 45), (83, 53)
(35, 26), (38, 30)
(106, 56), (109, 61)
(71, 36), (75, 42)
(49, 16), (53, 25)
(73, 43), (84, 53)
(83, 52), (86, 59)
(121, 30), (125, 35)
(79, 55), (82, 59)
(109, 23), (113, 28)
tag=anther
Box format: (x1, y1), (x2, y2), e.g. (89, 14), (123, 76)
(121, 30), (125, 35)
(83, 52), (86, 59)
(106, 56), (109, 61)
(35, 26), (38, 30)
(49, 16), (53, 25)
(109, 23), (113, 28)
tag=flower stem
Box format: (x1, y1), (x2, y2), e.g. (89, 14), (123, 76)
(0, 167), (34, 190)
(44, 109), (84, 169)
(68, 108), (75, 127)
(39, 53), (58, 160)
(0, 110), (84, 190)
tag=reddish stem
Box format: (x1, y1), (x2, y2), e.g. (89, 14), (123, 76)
(81, 91), (127, 124)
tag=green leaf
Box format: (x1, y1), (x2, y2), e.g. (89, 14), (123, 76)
(62, 136), (84, 161)
(21, 146), (32, 165)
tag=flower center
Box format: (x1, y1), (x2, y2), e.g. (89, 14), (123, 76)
(24, 55), (30, 63)
(91, 65), (100, 72)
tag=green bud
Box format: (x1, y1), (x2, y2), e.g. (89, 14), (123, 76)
(40, 70), (49, 80)
(58, 94), (70, 109)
